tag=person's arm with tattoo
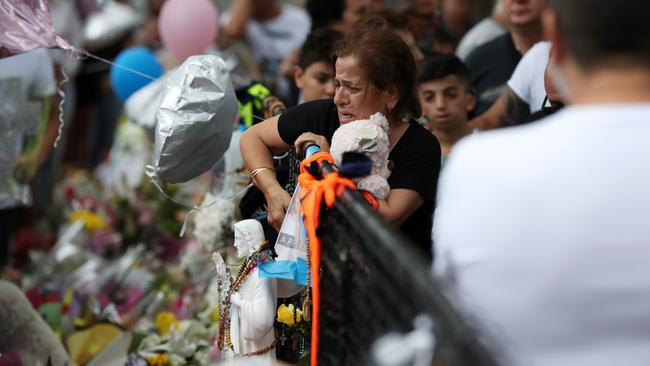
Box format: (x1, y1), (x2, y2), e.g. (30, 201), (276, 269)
(469, 87), (531, 130)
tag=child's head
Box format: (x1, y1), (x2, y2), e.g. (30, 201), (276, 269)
(374, 10), (424, 64)
(417, 54), (475, 132)
(294, 28), (344, 103)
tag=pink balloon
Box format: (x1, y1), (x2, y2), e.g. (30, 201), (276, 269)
(0, 0), (72, 58)
(158, 0), (219, 63)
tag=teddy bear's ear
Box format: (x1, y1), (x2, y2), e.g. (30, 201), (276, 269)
(356, 125), (379, 153)
(370, 112), (389, 131)
(358, 137), (379, 153)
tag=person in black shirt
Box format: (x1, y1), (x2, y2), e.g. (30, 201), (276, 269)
(240, 17), (441, 258)
(465, 32), (522, 115)
(465, 0), (546, 117)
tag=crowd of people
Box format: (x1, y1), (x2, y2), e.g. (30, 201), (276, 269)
(2, 0), (650, 364)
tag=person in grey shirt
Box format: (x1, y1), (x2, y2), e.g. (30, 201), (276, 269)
(455, 0), (508, 61)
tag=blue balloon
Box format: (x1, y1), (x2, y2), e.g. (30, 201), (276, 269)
(110, 47), (163, 102)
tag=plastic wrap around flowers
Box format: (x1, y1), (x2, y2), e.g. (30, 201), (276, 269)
(151, 55), (238, 184)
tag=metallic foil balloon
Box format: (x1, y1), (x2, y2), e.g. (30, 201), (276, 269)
(0, 0), (72, 58)
(153, 55), (237, 183)
(82, 0), (140, 51)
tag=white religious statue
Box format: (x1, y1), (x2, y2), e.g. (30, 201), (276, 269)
(218, 219), (277, 360)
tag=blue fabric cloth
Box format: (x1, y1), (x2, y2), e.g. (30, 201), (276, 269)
(259, 257), (308, 285)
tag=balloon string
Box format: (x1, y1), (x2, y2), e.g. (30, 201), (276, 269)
(52, 47), (157, 153)
(64, 48), (267, 124)
(53, 68), (69, 149)
(144, 165), (252, 237)
(71, 47), (158, 81)
(177, 183), (253, 237)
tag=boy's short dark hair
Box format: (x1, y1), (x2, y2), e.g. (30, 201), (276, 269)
(297, 28), (344, 70)
(417, 53), (471, 90)
(549, 0), (650, 70)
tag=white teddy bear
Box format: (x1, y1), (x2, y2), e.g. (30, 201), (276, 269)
(329, 112), (391, 200)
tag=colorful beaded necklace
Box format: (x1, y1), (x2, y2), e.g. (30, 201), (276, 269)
(217, 247), (274, 354)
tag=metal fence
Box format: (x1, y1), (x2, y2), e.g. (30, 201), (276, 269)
(315, 182), (499, 366)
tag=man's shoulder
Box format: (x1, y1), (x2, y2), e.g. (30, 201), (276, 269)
(460, 18), (505, 46)
(451, 105), (650, 172)
(281, 3), (309, 17)
(528, 41), (552, 56)
(456, 19), (506, 60)
(279, 3), (310, 27)
(467, 18), (500, 35)
(449, 116), (560, 169)
(465, 33), (512, 64)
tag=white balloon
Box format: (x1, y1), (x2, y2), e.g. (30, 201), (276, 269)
(83, 0), (140, 51)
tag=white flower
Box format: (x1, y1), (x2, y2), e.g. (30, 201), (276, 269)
(138, 334), (163, 351)
(193, 193), (235, 251)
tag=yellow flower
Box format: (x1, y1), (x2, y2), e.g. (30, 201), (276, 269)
(296, 308), (303, 323)
(155, 312), (179, 335)
(210, 306), (220, 322)
(276, 304), (303, 327)
(69, 210), (107, 231)
(147, 353), (171, 366)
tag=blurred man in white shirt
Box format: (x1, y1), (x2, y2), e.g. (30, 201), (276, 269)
(434, 0), (650, 365)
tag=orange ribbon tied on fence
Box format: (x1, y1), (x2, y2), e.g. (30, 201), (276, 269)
(298, 152), (356, 366)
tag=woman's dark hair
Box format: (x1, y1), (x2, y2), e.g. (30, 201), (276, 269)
(335, 15), (422, 121)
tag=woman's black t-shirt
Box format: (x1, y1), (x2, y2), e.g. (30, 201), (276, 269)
(278, 99), (441, 259)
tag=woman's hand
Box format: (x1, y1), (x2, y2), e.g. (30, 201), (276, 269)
(264, 184), (292, 231)
(240, 114), (293, 230)
(294, 132), (330, 154)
